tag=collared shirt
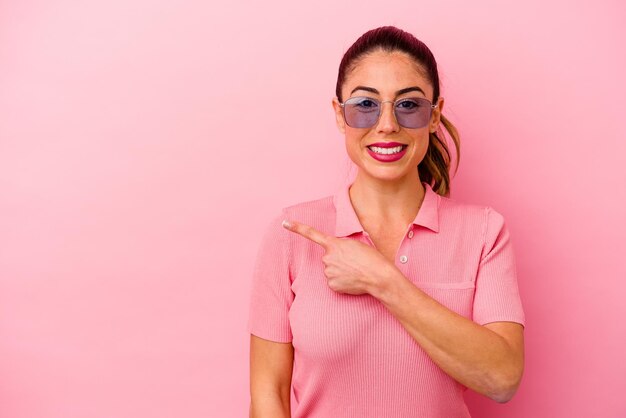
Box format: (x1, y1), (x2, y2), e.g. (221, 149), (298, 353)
(248, 180), (525, 418)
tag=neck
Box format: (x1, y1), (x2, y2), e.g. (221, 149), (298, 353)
(348, 172), (426, 228)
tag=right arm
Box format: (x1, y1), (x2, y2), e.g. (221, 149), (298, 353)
(249, 334), (294, 418)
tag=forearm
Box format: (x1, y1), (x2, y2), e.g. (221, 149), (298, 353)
(250, 393), (290, 418)
(368, 269), (520, 402)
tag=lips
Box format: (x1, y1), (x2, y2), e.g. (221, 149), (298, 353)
(366, 144), (408, 162)
(367, 141), (407, 148)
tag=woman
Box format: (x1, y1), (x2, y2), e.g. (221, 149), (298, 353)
(248, 26), (525, 418)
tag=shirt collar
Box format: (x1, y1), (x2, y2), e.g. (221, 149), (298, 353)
(332, 180), (441, 237)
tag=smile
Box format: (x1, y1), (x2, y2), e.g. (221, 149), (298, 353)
(366, 145), (408, 162)
(367, 145), (407, 155)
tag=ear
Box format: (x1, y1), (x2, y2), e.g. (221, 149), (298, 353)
(332, 97), (346, 134)
(430, 96), (445, 133)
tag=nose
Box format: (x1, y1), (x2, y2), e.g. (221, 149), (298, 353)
(376, 100), (400, 133)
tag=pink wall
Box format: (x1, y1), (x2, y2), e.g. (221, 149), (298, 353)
(1, 1), (625, 417)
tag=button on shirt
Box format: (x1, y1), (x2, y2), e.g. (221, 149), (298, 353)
(248, 180), (525, 418)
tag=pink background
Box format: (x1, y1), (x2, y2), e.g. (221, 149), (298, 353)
(1, 1), (625, 417)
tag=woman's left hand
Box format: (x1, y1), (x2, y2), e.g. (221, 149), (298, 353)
(282, 218), (398, 296)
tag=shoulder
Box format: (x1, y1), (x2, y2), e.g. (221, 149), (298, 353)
(438, 193), (494, 222)
(280, 194), (336, 233)
(437, 194), (507, 237)
(282, 195), (335, 226)
(260, 193), (335, 238)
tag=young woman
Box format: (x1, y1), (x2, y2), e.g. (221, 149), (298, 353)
(248, 25), (525, 418)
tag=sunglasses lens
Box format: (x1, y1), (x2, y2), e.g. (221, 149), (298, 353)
(343, 97), (433, 129)
(396, 98), (432, 129)
(343, 97), (380, 128)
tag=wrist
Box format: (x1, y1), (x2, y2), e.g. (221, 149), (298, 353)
(368, 264), (404, 302)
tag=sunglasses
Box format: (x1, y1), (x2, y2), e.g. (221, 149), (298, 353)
(339, 96), (437, 129)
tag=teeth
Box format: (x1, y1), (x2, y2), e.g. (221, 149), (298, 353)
(369, 145), (404, 155)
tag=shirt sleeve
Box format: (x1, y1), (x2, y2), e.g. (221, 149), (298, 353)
(472, 206), (526, 328)
(247, 208), (295, 343)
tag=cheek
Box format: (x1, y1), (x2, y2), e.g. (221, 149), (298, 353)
(408, 132), (431, 160)
(344, 133), (364, 154)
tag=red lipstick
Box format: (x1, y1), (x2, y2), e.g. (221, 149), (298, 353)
(366, 142), (408, 163)
(367, 141), (406, 148)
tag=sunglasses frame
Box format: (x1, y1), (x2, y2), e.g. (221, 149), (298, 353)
(338, 95), (438, 129)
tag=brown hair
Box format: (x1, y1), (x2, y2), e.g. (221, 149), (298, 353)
(336, 26), (460, 197)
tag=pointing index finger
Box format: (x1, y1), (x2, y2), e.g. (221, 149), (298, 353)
(283, 219), (330, 249)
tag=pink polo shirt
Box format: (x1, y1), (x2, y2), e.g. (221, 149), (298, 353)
(248, 180), (525, 418)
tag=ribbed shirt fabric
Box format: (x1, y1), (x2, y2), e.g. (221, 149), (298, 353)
(248, 180), (525, 418)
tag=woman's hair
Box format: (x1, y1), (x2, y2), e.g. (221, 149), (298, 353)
(335, 26), (460, 197)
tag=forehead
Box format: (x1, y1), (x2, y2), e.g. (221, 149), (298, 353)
(344, 51), (432, 98)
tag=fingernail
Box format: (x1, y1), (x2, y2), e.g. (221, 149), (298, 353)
(282, 219), (291, 229)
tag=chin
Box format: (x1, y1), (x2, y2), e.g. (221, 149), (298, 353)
(362, 164), (413, 180)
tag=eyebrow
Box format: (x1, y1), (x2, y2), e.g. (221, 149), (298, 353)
(350, 85), (426, 97)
